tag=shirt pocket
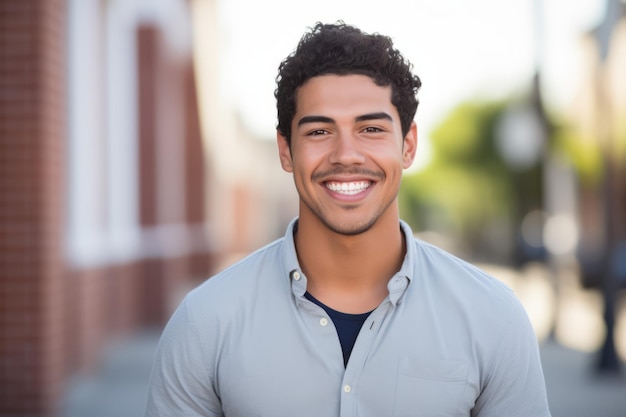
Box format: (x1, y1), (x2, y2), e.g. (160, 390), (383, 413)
(393, 357), (469, 417)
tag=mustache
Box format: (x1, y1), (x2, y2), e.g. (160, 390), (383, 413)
(312, 167), (384, 182)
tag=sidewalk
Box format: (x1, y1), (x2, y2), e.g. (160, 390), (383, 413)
(59, 332), (626, 417)
(59, 332), (159, 417)
(541, 339), (626, 417)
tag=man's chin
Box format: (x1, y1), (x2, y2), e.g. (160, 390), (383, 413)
(323, 218), (377, 236)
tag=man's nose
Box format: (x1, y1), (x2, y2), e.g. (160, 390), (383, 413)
(329, 131), (366, 165)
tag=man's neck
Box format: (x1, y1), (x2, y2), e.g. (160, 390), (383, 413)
(294, 211), (406, 314)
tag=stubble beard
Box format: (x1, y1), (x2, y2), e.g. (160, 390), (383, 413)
(302, 197), (395, 237)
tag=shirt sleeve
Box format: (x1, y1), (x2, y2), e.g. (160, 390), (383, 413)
(471, 301), (552, 417)
(145, 298), (223, 417)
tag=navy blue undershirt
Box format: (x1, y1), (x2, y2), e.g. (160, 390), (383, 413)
(304, 292), (373, 367)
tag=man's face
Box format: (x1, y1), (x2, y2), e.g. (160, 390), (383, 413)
(277, 74), (417, 236)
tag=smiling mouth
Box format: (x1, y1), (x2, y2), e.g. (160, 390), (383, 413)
(325, 181), (371, 195)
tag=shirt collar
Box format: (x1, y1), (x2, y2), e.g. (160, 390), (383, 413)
(282, 218), (307, 298)
(389, 220), (416, 305)
(282, 218), (416, 304)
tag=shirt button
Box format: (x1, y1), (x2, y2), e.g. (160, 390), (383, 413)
(319, 318), (329, 327)
(292, 271), (301, 281)
(343, 384), (351, 393)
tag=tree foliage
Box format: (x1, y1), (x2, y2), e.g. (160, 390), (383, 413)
(400, 99), (522, 260)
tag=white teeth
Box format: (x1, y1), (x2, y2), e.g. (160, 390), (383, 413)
(326, 181), (370, 195)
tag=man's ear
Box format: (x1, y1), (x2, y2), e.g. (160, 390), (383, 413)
(277, 131), (294, 173)
(402, 121), (418, 169)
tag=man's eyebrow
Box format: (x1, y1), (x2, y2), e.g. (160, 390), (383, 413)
(355, 112), (393, 122)
(297, 112), (393, 127)
(297, 115), (335, 127)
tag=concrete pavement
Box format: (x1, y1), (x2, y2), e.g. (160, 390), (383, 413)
(59, 332), (159, 417)
(541, 339), (626, 417)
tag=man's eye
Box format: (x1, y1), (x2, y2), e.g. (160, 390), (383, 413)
(363, 127), (383, 133)
(307, 129), (328, 136)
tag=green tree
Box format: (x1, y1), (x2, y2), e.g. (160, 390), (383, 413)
(400, 99), (527, 261)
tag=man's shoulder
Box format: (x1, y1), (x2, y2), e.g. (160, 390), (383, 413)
(185, 237), (288, 308)
(410, 237), (523, 315)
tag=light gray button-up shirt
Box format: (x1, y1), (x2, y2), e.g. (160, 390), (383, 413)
(145, 219), (551, 417)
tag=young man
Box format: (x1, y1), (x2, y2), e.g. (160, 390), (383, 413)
(145, 22), (551, 416)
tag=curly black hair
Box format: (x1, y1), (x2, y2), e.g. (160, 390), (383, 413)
(275, 22), (422, 147)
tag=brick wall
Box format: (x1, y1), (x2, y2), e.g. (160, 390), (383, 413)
(0, 2), (214, 415)
(0, 0), (67, 415)
(136, 24), (214, 323)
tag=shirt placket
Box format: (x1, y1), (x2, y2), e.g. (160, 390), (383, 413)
(291, 269), (346, 376)
(338, 301), (393, 417)
(290, 267), (410, 417)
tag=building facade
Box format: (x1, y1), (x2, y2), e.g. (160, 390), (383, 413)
(0, 1), (215, 415)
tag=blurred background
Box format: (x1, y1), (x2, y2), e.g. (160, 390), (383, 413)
(0, 0), (625, 416)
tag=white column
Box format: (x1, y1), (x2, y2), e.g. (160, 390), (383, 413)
(105, 0), (141, 262)
(66, 0), (108, 267)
